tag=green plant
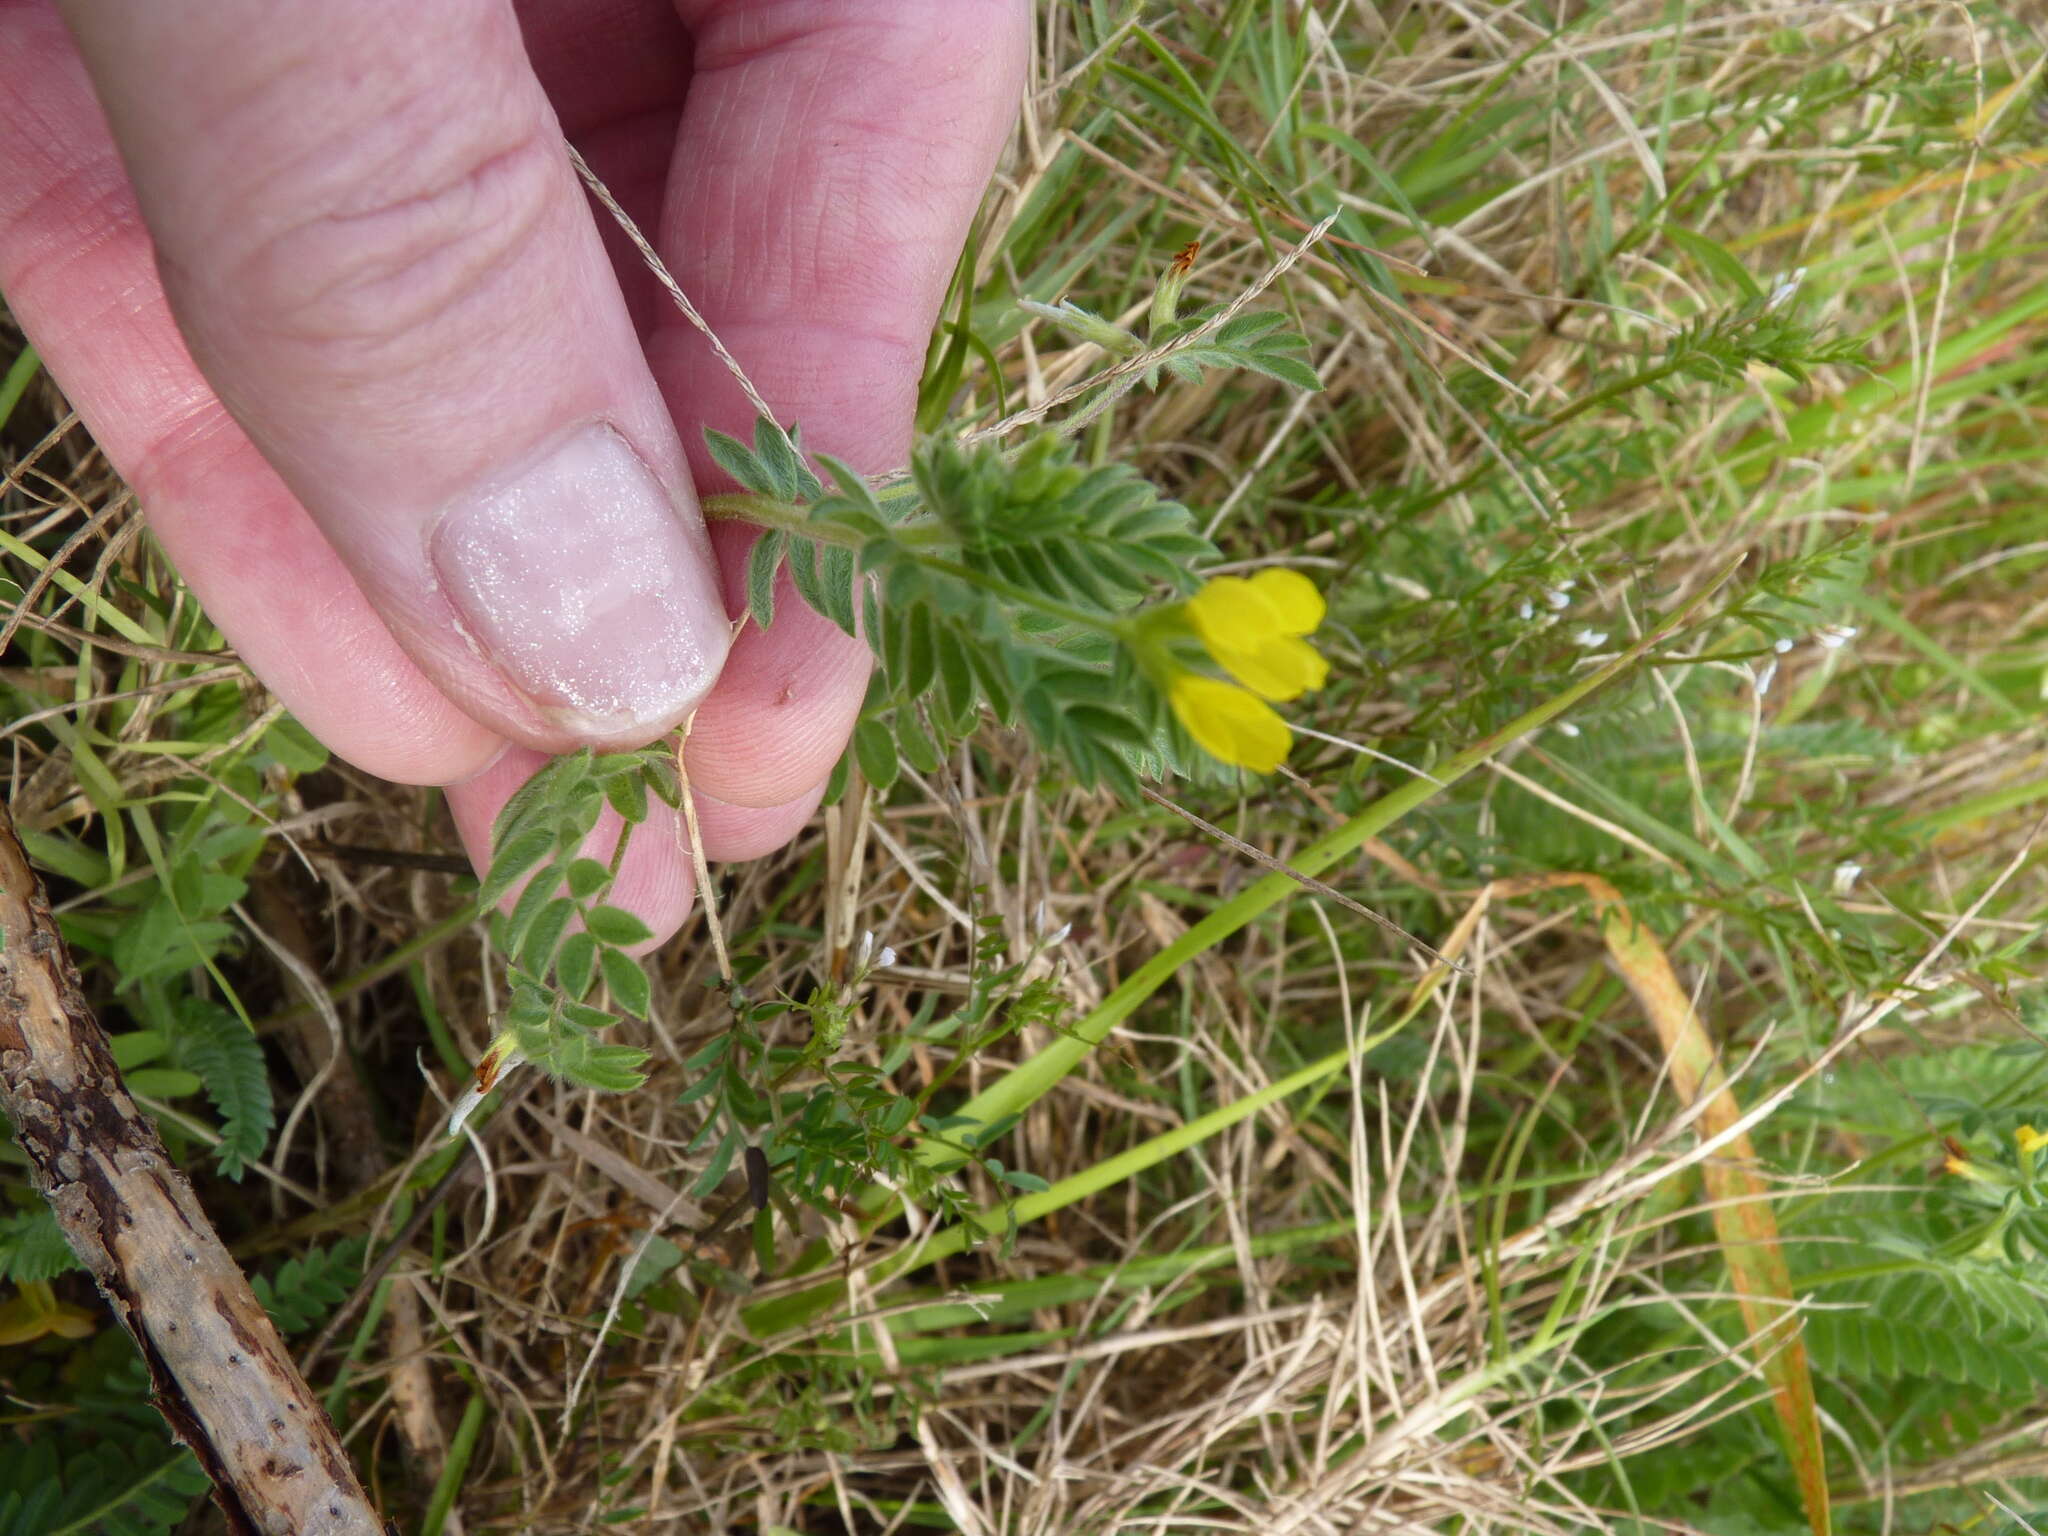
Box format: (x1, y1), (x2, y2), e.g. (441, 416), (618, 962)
(11, 3), (2048, 1531)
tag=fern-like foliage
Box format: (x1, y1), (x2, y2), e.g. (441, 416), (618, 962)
(1804, 1309), (2048, 1396)
(1660, 290), (1869, 389)
(0, 1431), (207, 1536)
(679, 912), (1064, 1252)
(251, 1235), (368, 1335)
(164, 996), (273, 1180)
(918, 434), (1213, 605)
(1144, 306), (1323, 391)
(716, 423), (1220, 800)
(479, 746), (683, 1089)
(0, 1205), (79, 1283)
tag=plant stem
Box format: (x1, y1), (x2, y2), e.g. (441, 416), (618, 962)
(1538, 356), (1687, 434)
(699, 491), (846, 539)
(698, 493), (1130, 638)
(418, 1387), (487, 1536)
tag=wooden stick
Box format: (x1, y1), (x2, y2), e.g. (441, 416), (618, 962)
(0, 798), (382, 1536)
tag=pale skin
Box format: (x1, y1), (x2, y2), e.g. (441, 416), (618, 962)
(0, 0), (1031, 944)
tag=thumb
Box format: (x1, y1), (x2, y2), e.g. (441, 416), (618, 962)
(56, 0), (728, 751)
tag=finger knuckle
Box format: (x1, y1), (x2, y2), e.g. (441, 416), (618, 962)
(219, 107), (560, 356)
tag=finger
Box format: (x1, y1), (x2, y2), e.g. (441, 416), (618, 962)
(510, 0), (689, 339)
(692, 778), (829, 864)
(0, 0), (500, 784)
(652, 0), (1031, 808)
(56, 0), (730, 752)
(444, 747), (695, 948)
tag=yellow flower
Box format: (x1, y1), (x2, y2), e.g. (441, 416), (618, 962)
(1185, 569), (1329, 701)
(1169, 674), (1292, 772)
(2018, 1125), (2048, 1156)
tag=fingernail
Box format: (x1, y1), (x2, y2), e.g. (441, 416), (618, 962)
(431, 425), (728, 738)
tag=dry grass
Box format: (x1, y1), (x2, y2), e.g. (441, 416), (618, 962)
(9, 2), (2048, 1533)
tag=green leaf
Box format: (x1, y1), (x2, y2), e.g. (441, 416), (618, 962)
(896, 711), (942, 775)
(556, 933), (600, 1001)
(501, 859), (566, 956)
(0, 1206), (80, 1284)
(677, 1067), (722, 1105)
(601, 770), (649, 827)
(625, 1233), (685, 1300)
(123, 1068), (204, 1099)
(601, 948), (652, 1019)
(703, 427), (778, 496)
(745, 529), (786, 629)
(814, 452), (885, 516)
(902, 605), (938, 700)
(821, 748), (853, 808)
(693, 1129), (741, 1198)
(110, 897), (238, 989)
(936, 632), (977, 726)
(1663, 224), (1766, 300)
(853, 719), (899, 790)
(108, 1031), (168, 1070)
(565, 858), (612, 901)
(258, 714), (328, 775)
(10, 1433), (210, 1536)
(639, 752), (683, 809)
(518, 899), (577, 975)
(785, 537), (828, 621)
(819, 545), (858, 636)
(574, 1042), (651, 1094)
(252, 1236), (368, 1334)
(565, 783), (607, 840)
(167, 999), (274, 1181)
(480, 823), (557, 911)
(492, 748), (592, 845)
(753, 416), (821, 502)
(584, 905), (654, 949)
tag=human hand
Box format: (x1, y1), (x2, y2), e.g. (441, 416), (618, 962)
(0, 0), (1029, 942)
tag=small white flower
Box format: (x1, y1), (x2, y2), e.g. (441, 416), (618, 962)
(875, 946), (898, 970)
(1571, 628), (1608, 648)
(1817, 624), (1859, 650)
(1830, 861), (1862, 896)
(1556, 721), (1582, 738)
(1755, 658), (1779, 697)
(1517, 600), (1534, 621)
(855, 930), (875, 969)
(1766, 267), (1807, 313)
(1543, 586), (1573, 611)
(1044, 922), (1073, 947)
(1773, 637), (1795, 654)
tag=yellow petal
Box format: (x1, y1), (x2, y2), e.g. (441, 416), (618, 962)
(1246, 568), (1325, 634)
(1169, 675), (1292, 772)
(2019, 1125), (2048, 1155)
(1210, 632), (1330, 701)
(1185, 576), (1257, 645)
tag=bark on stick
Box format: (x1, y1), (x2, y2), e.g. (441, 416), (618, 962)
(0, 798), (380, 1536)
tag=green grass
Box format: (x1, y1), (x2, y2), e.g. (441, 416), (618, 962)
(8, 3), (2048, 1533)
